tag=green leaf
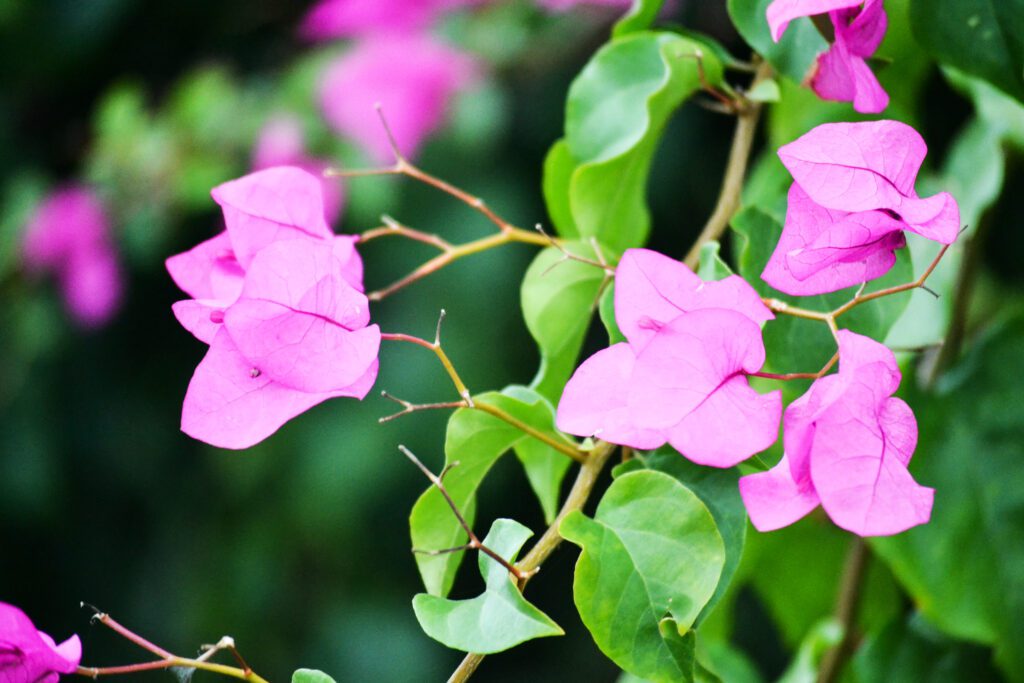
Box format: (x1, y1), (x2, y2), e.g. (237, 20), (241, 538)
(745, 78), (781, 103)
(871, 314), (1024, 680)
(696, 241), (734, 282)
(642, 450), (746, 626)
(730, 205), (913, 382)
(727, 0), (827, 82)
(613, 0), (665, 37)
(522, 242), (607, 403)
(599, 284), (627, 345)
(555, 32), (723, 252)
(561, 471), (725, 682)
(909, 0), (1024, 103)
(413, 518), (564, 653)
(542, 139), (580, 238)
(853, 614), (1004, 683)
(777, 619), (843, 683)
(291, 670), (336, 683)
(410, 388), (577, 596)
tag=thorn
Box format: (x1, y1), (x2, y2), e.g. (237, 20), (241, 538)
(374, 103), (404, 164)
(434, 309), (447, 346)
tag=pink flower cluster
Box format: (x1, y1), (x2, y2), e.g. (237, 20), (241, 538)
(300, 0), (481, 164)
(0, 602), (81, 682)
(22, 186), (122, 328)
(167, 166), (379, 449)
(556, 119), (955, 537)
(767, 0), (889, 113)
(762, 120), (960, 296)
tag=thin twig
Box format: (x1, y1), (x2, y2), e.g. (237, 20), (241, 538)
(448, 441), (618, 682)
(683, 57), (774, 269)
(534, 223), (615, 275)
(378, 391), (466, 423)
(817, 538), (869, 683)
(753, 351), (838, 381)
(399, 445), (531, 581)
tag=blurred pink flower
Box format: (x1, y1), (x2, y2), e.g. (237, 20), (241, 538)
(767, 0), (888, 113)
(299, 0), (486, 41)
(557, 249), (781, 467)
(0, 601), (81, 683)
(318, 36), (479, 163)
(22, 186), (122, 328)
(763, 120), (960, 295)
(739, 330), (933, 536)
(166, 167), (376, 449)
(252, 116), (345, 225)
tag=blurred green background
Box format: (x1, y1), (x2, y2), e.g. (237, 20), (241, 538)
(1, 1), (1021, 681)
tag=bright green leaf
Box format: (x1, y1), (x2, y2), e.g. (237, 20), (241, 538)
(413, 518), (563, 653)
(561, 471), (725, 682)
(410, 387), (576, 596)
(599, 284), (627, 345)
(696, 241), (734, 282)
(291, 670), (336, 683)
(613, 0), (665, 37)
(745, 78), (781, 103)
(542, 139), (580, 238)
(522, 242), (608, 402)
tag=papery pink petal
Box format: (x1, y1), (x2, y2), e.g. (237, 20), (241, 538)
(252, 116), (345, 226)
(60, 246), (122, 328)
(319, 36), (479, 164)
(666, 375), (782, 467)
(22, 186), (108, 271)
(778, 121), (960, 242)
(556, 343), (666, 449)
(224, 240), (376, 392)
(332, 234), (365, 292)
(879, 397), (917, 466)
(627, 309), (768, 431)
(835, 328), (902, 396)
(739, 454), (821, 531)
(614, 248), (772, 348)
(836, 0), (886, 56)
(0, 603), (81, 683)
(172, 299), (230, 344)
(181, 329), (377, 449)
(165, 231), (245, 302)
(765, 0), (862, 42)
(810, 405), (932, 536)
(212, 167), (333, 267)
(811, 40), (890, 114)
(762, 185), (905, 296)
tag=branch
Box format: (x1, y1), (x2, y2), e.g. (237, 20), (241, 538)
(683, 57), (774, 269)
(448, 440), (618, 682)
(753, 351), (838, 381)
(400, 445), (533, 582)
(817, 538), (870, 683)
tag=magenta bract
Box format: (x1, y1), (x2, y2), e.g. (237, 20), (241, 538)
(762, 120), (960, 295)
(318, 36), (479, 163)
(22, 186), (123, 328)
(739, 330), (933, 536)
(0, 602), (81, 683)
(557, 249), (781, 468)
(166, 166), (377, 449)
(298, 0), (485, 41)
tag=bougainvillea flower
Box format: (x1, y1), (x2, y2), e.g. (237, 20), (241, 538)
(0, 602), (82, 683)
(557, 249), (781, 468)
(319, 36), (479, 163)
(298, 0), (485, 41)
(168, 168), (376, 449)
(252, 116), (344, 225)
(739, 330), (933, 536)
(763, 120), (960, 295)
(22, 185), (123, 328)
(767, 0), (888, 113)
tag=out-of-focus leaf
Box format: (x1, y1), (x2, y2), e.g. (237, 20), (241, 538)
(909, 0), (1024, 103)
(872, 314), (1024, 680)
(598, 283), (626, 345)
(413, 518), (563, 653)
(613, 0), (664, 37)
(292, 670), (337, 683)
(726, 0), (826, 82)
(852, 614), (1003, 683)
(522, 242), (607, 402)
(777, 619), (842, 683)
(745, 78), (781, 103)
(550, 32), (723, 252)
(410, 387), (577, 596)
(696, 241), (734, 281)
(561, 471), (725, 682)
